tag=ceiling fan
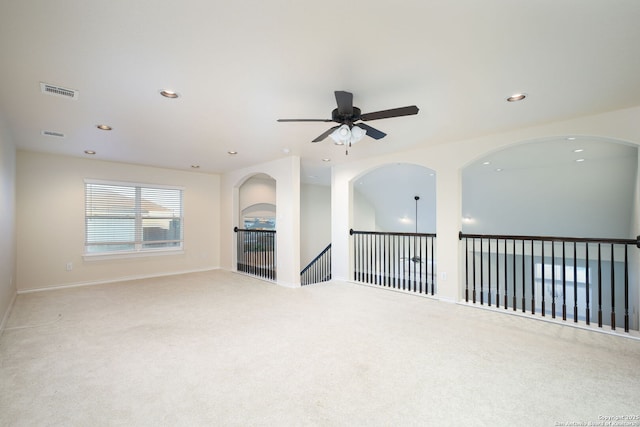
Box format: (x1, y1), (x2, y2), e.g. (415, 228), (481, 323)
(277, 90), (419, 153)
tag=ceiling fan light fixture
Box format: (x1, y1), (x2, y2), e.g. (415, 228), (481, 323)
(330, 124), (366, 146)
(330, 124), (349, 144)
(351, 125), (366, 141)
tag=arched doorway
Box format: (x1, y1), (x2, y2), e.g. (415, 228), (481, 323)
(350, 163), (437, 295)
(460, 136), (639, 331)
(236, 174), (277, 280)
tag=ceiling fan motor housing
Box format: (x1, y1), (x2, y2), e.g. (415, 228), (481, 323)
(332, 107), (361, 124)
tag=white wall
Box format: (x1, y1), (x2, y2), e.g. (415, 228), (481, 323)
(332, 105), (640, 304)
(0, 119), (16, 330)
(462, 139), (637, 238)
(221, 156), (301, 287)
(300, 184), (331, 268)
(16, 151), (221, 291)
(352, 188), (376, 231)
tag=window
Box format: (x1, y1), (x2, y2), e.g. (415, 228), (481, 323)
(85, 180), (183, 255)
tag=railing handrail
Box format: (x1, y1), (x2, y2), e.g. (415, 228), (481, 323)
(301, 243), (331, 275)
(234, 226), (276, 234)
(350, 228), (436, 238)
(459, 231), (639, 247)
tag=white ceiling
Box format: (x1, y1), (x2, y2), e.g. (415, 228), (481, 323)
(1, 0), (640, 182)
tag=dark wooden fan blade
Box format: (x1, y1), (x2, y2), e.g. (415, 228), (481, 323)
(356, 123), (387, 140)
(360, 105), (419, 121)
(277, 118), (333, 122)
(335, 91), (353, 116)
(312, 125), (340, 142)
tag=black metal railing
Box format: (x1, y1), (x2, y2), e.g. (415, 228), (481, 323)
(234, 227), (276, 281)
(459, 232), (639, 333)
(300, 244), (332, 286)
(350, 229), (437, 295)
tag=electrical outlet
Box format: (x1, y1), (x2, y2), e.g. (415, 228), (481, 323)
(440, 272), (447, 281)
(66, 262), (73, 271)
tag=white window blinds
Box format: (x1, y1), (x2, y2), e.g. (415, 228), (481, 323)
(85, 180), (183, 254)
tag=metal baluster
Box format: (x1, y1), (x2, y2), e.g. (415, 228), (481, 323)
(383, 234), (387, 287)
(521, 239), (525, 313)
(372, 233), (376, 285)
(610, 243), (616, 330)
(358, 233), (363, 282)
(487, 238), (491, 307)
(465, 237), (469, 302)
(585, 243), (590, 325)
(504, 239), (508, 309)
(531, 239), (535, 315)
(551, 240), (556, 319)
(391, 235), (396, 288)
(405, 236), (415, 291)
(473, 238), (477, 303)
(624, 245), (629, 333)
(487, 238), (491, 306)
(573, 242), (578, 323)
(400, 235), (405, 290)
(420, 236), (425, 294)
(512, 239), (516, 311)
(598, 243), (602, 328)
(496, 238), (499, 309)
(480, 238), (484, 305)
(354, 233), (359, 282)
(562, 242), (567, 321)
(541, 239), (545, 316)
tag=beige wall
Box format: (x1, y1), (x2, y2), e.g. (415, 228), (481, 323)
(16, 151), (221, 291)
(0, 119), (16, 330)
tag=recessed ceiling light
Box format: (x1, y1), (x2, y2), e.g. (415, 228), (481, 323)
(573, 149), (584, 153)
(483, 161), (491, 165)
(322, 158), (331, 162)
(506, 93), (527, 102)
(160, 90), (179, 99)
(576, 158), (585, 163)
(96, 124), (112, 131)
(84, 150), (96, 155)
(191, 165), (200, 169)
(228, 151), (238, 155)
(567, 137), (576, 141)
(495, 168), (503, 172)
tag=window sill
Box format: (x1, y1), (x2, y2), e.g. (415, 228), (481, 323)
(83, 249), (185, 262)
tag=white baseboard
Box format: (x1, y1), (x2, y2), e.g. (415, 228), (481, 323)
(17, 267), (220, 294)
(0, 291), (17, 335)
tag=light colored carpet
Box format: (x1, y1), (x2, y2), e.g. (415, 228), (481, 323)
(1, 270), (639, 426)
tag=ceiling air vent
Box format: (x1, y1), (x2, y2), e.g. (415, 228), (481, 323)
(41, 130), (65, 138)
(40, 82), (79, 100)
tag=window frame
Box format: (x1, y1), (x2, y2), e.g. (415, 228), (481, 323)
(83, 179), (185, 260)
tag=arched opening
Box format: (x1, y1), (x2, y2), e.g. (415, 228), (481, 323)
(460, 136), (639, 331)
(350, 163), (437, 295)
(235, 173), (277, 280)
